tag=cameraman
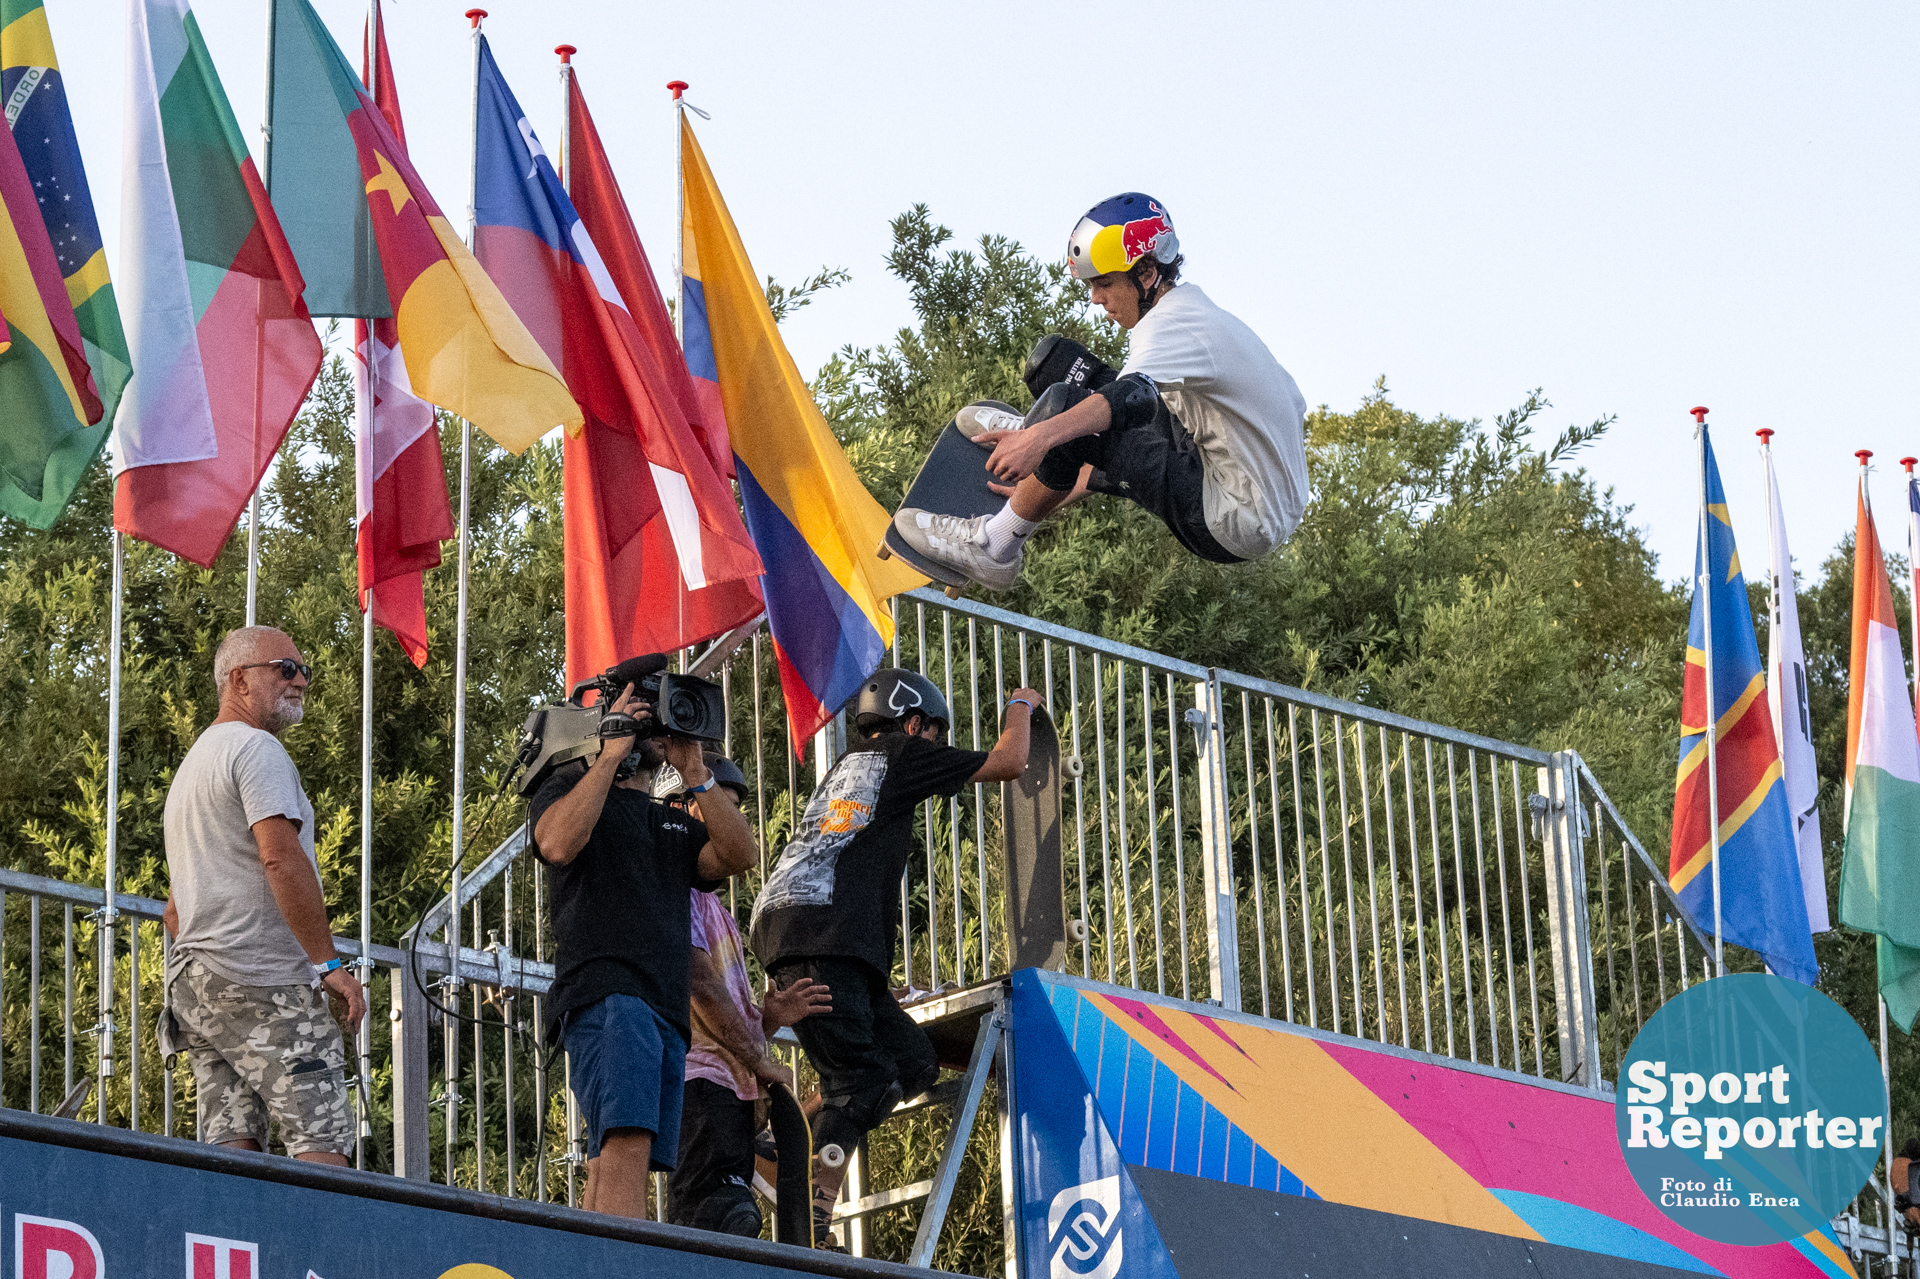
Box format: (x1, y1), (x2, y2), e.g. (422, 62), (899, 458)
(532, 680), (756, 1221)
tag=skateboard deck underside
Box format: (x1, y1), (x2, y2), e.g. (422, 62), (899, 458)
(765, 1081), (814, 1246)
(1003, 707), (1067, 972)
(881, 419), (1006, 588)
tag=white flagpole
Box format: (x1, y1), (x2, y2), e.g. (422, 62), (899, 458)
(98, 531), (124, 1119)
(442, 4), (486, 1179)
(1904, 456), (1920, 731)
(671, 80), (686, 348)
(1693, 407), (1725, 975)
(247, 0), (280, 626)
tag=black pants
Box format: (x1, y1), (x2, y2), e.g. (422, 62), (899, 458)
(667, 1077), (757, 1231)
(1029, 383), (1242, 564)
(769, 957), (937, 1146)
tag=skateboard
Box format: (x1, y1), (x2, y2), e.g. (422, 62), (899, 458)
(764, 1080), (816, 1247)
(876, 401), (1019, 598)
(1003, 706), (1068, 971)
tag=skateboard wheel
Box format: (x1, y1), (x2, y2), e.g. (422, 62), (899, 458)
(820, 1143), (846, 1169)
(943, 584), (964, 599)
(876, 543), (892, 560)
(1068, 918), (1089, 943)
(1064, 755), (1085, 779)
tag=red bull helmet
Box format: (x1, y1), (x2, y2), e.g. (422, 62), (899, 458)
(1067, 193), (1180, 282)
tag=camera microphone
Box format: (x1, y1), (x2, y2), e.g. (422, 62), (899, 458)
(602, 652), (669, 692)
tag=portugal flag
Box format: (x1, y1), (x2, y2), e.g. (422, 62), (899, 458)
(1838, 465), (1920, 1030)
(265, 0), (579, 454)
(112, 0), (321, 567)
(1668, 423), (1816, 984)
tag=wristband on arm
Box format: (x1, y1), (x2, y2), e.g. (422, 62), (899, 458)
(1006, 697), (1037, 715)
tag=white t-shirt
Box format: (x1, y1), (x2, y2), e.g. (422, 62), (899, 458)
(1120, 283), (1309, 560)
(164, 721), (319, 988)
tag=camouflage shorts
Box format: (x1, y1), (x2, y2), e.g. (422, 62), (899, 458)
(171, 958), (351, 1156)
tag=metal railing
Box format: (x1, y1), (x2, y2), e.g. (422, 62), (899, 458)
(4, 585), (1910, 1271)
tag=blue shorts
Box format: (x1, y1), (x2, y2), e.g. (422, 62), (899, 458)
(563, 994), (687, 1164)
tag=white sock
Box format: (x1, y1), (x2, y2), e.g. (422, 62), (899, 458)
(982, 502), (1038, 561)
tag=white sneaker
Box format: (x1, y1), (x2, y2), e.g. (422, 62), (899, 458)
(893, 509), (1023, 591)
(954, 401), (1026, 440)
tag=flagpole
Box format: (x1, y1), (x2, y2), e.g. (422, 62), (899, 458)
(247, 0), (281, 627)
(1693, 406), (1726, 975)
(351, 0), (380, 1174)
(98, 530), (124, 1119)
(670, 80), (687, 348)
(555, 47), (575, 192)
(446, 4), (486, 1179)
(1903, 456), (1919, 729)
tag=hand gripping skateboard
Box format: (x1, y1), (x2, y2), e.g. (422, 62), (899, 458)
(764, 1080), (816, 1246)
(876, 401), (1018, 598)
(1002, 706), (1069, 971)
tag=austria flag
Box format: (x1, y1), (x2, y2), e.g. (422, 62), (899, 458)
(352, 1), (451, 666)
(471, 41), (762, 691)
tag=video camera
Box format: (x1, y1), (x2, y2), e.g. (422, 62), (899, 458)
(509, 654), (728, 797)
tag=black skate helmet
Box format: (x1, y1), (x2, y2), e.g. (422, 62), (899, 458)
(850, 668), (951, 736)
(702, 753), (750, 805)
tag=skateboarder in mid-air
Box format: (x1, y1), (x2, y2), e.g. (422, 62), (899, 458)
(750, 669), (1038, 1248)
(892, 192), (1310, 590)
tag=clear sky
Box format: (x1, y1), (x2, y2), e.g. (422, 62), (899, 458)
(44, 0), (1920, 584)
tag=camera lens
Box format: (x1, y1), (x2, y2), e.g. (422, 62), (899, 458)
(668, 689), (700, 728)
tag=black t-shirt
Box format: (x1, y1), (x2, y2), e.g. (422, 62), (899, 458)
(750, 732), (987, 975)
(529, 764), (717, 1041)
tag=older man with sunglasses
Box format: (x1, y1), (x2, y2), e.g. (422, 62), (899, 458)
(161, 626), (364, 1163)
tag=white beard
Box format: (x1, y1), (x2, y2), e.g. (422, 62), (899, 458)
(269, 692), (305, 732)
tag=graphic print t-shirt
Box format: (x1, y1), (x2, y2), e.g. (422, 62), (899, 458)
(750, 732), (986, 975)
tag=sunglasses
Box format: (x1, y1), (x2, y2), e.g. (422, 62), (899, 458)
(238, 659), (312, 682)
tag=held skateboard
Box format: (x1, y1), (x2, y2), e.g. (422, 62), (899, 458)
(1003, 706), (1069, 971)
(877, 401), (1019, 598)
(764, 1080), (816, 1247)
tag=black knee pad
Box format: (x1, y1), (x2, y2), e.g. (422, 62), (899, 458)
(1097, 373), (1160, 432)
(814, 1078), (903, 1153)
(1022, 381), (1081, 429)
(1023, 334), (1116, 400)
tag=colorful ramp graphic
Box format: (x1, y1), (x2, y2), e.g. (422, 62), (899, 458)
(1012, 970), (1853, 1279)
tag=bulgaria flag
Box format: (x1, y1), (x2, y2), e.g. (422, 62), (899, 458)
(112, 0), (322, 568)
(1838, 472), (1920, 1031)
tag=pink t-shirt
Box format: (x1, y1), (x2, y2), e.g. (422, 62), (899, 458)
(687, 890), (764, 1101)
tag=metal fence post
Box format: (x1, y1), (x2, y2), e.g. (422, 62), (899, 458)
(1188, 676), (1242, 1010)
(391, 957), (431, 1179)
(1539, 752), (1601, 1089)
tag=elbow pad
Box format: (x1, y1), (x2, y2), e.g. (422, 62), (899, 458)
(1098, 374), (1160, 432)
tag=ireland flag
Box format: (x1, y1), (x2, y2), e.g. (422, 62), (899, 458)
(1838, 470), (1920, 1031)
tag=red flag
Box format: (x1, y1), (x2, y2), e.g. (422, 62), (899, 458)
(352, 0), (452, 668)
(549, 66), (761, 689)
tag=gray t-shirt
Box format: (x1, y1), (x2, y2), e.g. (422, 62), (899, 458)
(164, 721), (319, 988)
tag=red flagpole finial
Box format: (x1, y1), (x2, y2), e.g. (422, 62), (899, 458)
(1857, 449), (1874, 463)
(1755, 428), (1774, 442)
(668, 80), (688, 100)
(1690, 406), (1710, 424)
(555, 44), (576, 63)
(1903, 457), (1918, 474)
(465, 8), (486, 27)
